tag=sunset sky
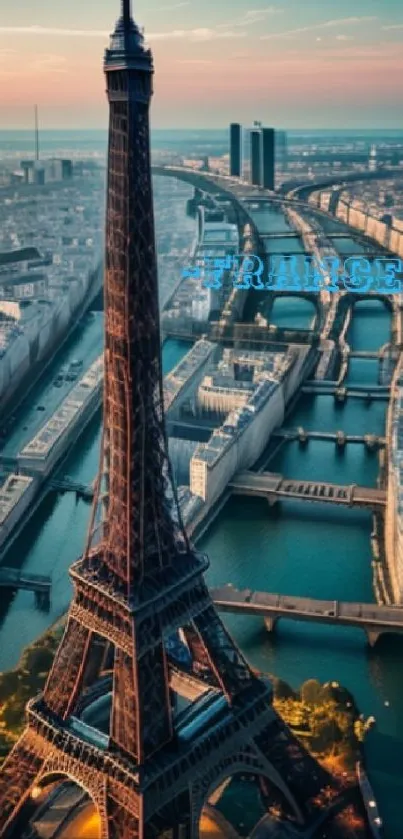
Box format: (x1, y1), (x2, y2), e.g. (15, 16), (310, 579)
(0, 0), (402, 130)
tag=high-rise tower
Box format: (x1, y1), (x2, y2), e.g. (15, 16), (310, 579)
(262, 127), (275, 190)
(250, 129), (262, 186)
(0, 3), (352, 838)
(229, 122), (242, 177)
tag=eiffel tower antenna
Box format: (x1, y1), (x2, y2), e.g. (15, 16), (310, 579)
(122, 0), (131, 24)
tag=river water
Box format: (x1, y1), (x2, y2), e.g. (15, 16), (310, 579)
(0, 202), (401, 838)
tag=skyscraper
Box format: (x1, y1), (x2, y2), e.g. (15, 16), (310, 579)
(250, 129), (262, 186)
(262, 127), (275, 190)
(276, 130), (288, 171)
(229, 122), (242, 176)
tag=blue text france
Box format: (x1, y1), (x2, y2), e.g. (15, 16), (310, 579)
(181, 254), (403, 294)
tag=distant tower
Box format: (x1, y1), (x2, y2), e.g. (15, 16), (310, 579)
(328, 187), (341, 216)
(34, 105), (39, 161)
(250, 129), (262, 186)
(369, 143), (377, 172)
(229, 122), (242, 176)
(262, 127), (275, 190)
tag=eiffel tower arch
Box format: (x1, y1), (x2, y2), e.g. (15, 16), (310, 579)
(0, 2), (363, 838)
(190, 747), (305, 834)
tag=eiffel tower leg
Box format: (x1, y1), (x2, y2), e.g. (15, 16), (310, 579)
(254, 711), (333, 823)
(0, 729), (45, 837)
(44, 618), (95, 717)
(192, 602), (255, 696)
(103, 781), (140, 839)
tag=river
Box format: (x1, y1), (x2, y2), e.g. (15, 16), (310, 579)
(0, 201), (401, 839)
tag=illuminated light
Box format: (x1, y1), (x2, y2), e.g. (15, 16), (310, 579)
(369, 800), (376, 807)
(31, 786), (42, 800)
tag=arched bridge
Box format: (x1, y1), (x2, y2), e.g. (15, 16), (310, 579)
(211, 585), (403, 647)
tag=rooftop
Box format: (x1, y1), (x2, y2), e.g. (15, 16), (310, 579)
(0, 474), (34, 526)
(164, 339), (216, 411)
(0, 272), (47, 288)
(192, 347), (296, 468)
(19, 356), (103, 462)
(0, 247), (41, 268)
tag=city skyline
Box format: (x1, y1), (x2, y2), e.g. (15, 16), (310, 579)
(0, 0), (402, 130)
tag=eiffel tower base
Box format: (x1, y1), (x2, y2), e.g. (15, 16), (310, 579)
(0, 678), (333, 839)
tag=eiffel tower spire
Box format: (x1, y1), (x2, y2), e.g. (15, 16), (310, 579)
(122, 0), (131, 24)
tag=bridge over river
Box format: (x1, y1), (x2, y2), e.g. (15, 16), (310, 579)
(272, 428), (385, 450)
(0, 567), (51, 608)
(211, 585), (403, 647)
(229, 471), (386, 510)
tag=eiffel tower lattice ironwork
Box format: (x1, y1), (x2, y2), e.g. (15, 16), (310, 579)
(0, 3), (355, 838)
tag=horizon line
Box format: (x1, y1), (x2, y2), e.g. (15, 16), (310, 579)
(1, 126), (403, 133)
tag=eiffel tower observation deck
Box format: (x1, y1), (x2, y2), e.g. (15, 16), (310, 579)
(0, 2), (373, 838)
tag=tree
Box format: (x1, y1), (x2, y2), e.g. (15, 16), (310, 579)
(272, 678), (296, 700)
(333, 711), (354, 739)
(301, 679), (323, 707)
(1, 699), (26, 731)
(21, 646), (54, 676)
(321, 681), (354, 709)
(311, 714), (343, 752)
(0, 672), (20, 704)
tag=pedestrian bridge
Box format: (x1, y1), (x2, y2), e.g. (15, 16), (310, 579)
(229, 470), (386, 509)
(50, 477), (94, 501)
(302, 384), (390, 401)
(272, 428), (385, 449)
(0, 567), (51, 608)
(211, 585), (403, 647)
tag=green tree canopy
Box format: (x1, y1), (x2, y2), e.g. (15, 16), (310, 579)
(0, 672), (20, 703)
(272, 677), (296, 700)
(301, 679), (323, 707)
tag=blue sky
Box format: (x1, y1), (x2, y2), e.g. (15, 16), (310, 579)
(0, 0), (402, 129)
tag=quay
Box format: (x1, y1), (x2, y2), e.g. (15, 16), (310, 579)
(0, 567), (51, 609)
(211, 584), (403, 647)
(230, 470), (386, 510)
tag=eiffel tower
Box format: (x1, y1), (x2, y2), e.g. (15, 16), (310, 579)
(0, 2), (353, 838)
